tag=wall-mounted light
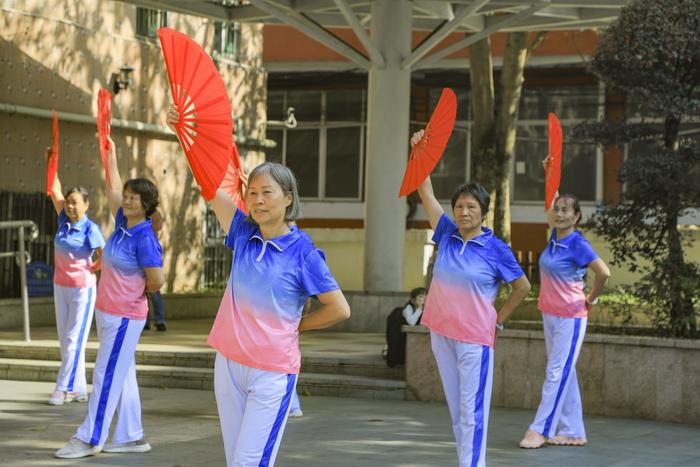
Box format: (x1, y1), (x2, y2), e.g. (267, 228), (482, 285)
(113, 65), (134, 95)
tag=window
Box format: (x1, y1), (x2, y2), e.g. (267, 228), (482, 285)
(214, 22), (241, 60)
(136, 8), (167, 39)
(266, 89), (364, 200)
(513, 86), (601, 202)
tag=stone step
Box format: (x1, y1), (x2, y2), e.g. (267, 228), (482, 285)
(0, 343), (404, 380)
(0, 358), (406, 400)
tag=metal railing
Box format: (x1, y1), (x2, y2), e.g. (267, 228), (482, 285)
(0, 220), (38, 342)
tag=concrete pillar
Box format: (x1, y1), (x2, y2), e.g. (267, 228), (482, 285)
(363, 1), (412, 291)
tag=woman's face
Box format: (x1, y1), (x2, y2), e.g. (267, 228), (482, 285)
(246, 172), (292, 227)
(453, 194), (483, 232)
(64, 192), (89, 223)
(411, 293), (427, 308)
(122, 187), (146, 219)
(549, 197), (580, 231)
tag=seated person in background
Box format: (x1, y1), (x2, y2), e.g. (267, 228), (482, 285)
(385, 287), (428, 367)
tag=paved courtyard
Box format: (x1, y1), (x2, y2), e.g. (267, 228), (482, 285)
(1, 379), (699, 466)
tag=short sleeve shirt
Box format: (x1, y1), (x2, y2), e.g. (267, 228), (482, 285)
(95, 208), (163, 320)
(538, 230), (598, 318)
(421, 214), (524, 348)
(53, 210), (106, 288)
(207, 209), (340, 374)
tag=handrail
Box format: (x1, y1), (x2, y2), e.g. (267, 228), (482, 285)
(0, 220), (39, 342)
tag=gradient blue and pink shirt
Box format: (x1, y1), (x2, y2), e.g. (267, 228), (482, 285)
(95, 208), (162, 320)
(53, 210), (105, 288)
(538, 230), (598, 318)
(422, 214), (524, 348)
(208, 209), (339, 374)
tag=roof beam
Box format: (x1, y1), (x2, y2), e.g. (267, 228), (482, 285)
(114, 0), (231, 20)
(248, 0), (371, 69)
(414, 3), (548, 70)
(401, 0), (491, 69)
(332, 0), (385, 67)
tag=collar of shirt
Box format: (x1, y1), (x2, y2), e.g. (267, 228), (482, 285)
(548, 229), (581, 252)
(116, 218), (152, 244)
(61, 214), (92, 232)
(249, 225), (302, 260)
(450, 226), (494, 254)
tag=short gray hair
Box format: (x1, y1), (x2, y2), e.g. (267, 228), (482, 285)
(246, 162), (300, 223)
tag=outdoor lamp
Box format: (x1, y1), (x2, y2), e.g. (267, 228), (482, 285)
(113, 65), (134, 95)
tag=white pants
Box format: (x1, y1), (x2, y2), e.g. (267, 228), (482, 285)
(289, 388), (301, 414)
(431, 332), (493, 467)
(53, 284), (96, 394)
(76, 310), (146, 447)
(214, 352), (297, 467)
(529, 314), (587, 439)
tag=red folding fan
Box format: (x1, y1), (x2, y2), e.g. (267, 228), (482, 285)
(399, 88), (457, 197)
(97, 88), (113, 188)
(219, 143), (248, 212)
(46, 111), (59, 196)
(545, 112), (563, 210)
(158, 27), (233, 201)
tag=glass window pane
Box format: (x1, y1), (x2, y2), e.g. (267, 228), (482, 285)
(513, 125), (596, 202)
(287, 91), (321, 122)
(325, 127), (361, 198)
(518, 86), (599, 120)
(266, 129), (284, 164)
(326, 90), (363, 122)
(286, 129), (319, 198)
(267, 91), (285, 122)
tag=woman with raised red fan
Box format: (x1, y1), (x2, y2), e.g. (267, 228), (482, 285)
(45, 145), (105, 407)
(519, 193), (610, 449)
(166, 104), (350, 467)
(411, 128), (531, 467)
(55, 137), (164, 459)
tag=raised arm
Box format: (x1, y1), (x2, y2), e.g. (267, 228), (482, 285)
(45, 147), (64, 215)
(412, 130), (444, 230)
(298, 289), (350, 332)
(105, 137), (123, 218)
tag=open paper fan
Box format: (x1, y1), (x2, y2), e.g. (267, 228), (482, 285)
(399, 88), (457, 197)
(219, 143), (248, 212)
(97, 88), (113, 188)
(158, 27), (232, 201)
(46, 111), (59, 196)
(545, 112), (563, 211)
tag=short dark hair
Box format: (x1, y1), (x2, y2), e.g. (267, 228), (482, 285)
(554, 193), (582, 224)
(410, 287), (427, 299)
(450, 183), (490, 218)
(65, 186), (89, 203)
(123, 178), (159, 217)
(246, 162), (300, 223)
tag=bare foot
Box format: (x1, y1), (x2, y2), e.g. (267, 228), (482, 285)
(519, 429), (546, 449)
(547, 435), (588, 446)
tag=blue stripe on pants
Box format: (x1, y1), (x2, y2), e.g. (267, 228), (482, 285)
(258, 374), (296, 467)
(67, 287), (93, 392)
(471, 346), (490, 467)
(90, 317), (129, 446)
(543, 318), (581, 437)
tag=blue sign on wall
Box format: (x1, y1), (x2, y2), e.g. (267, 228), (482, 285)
(26, 262), (53, 297)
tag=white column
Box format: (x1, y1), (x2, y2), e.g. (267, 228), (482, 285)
(363, 0), (412, 291)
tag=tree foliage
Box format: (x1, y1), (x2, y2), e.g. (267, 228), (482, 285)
(575, 0), (700, 337)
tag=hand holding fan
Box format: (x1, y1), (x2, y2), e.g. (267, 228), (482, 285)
(158, 27), (233, 201)
(97, 88), (113, 188)
(399, 88), (457, 197)
(545, 112), (562, 210)
(219, 143), (248, 213)
(46, 111), (59, 196)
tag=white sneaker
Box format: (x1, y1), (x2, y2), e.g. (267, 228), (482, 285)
(48, 391), (64, 406)
(288, 410), (304, 418)
(103, 438), (152, 453)
(64, 393), (88, 403)
(55, 436), (101, 459)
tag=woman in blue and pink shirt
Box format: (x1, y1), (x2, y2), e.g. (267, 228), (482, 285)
(413, 131), (531, 467)
(520, 194), (610, 449)
(55, 137), (164, 459)
(45, 148), (105, 407)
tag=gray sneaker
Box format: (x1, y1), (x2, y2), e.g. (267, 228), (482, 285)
(103, 437), (152, 453)
(55, 436), (101, 459)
